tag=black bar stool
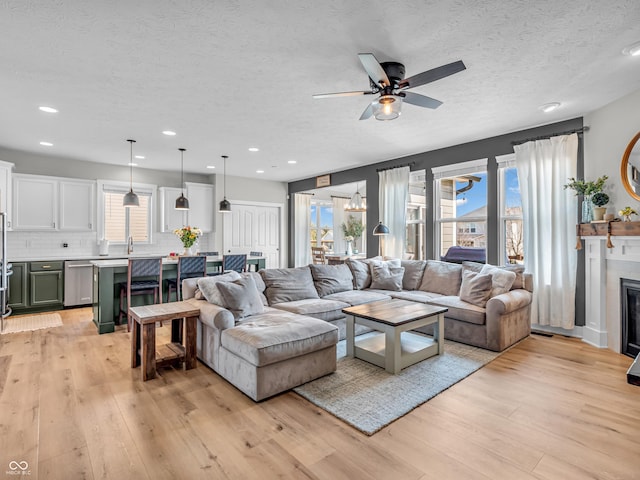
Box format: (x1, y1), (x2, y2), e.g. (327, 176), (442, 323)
(167, 255), (207, 301)
(118, 257), (163, 332)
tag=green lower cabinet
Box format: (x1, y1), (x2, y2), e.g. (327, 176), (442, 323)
(8, 262), (28, 309)
(8, 261), (63, 313)
(30, 271), (63, 306)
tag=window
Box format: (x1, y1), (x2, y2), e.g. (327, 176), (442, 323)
(310, 201), (333, 251)
(406, 170), (427, 260)
(433, 159), (488, 258)
(99, 181), (154, 243)
(497, 154), (524, 264)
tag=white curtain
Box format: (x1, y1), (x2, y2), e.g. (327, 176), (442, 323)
(332, 197), (349, 254)
(514, 134), (578, 329)
(379, 166), (410, 259)
(294, 193), (312, 267)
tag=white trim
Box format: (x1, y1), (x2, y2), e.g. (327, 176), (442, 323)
(431, 158), (488, 179)
(495, 153), (516, 167)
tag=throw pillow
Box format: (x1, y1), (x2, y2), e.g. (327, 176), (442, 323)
(310, 263), (354, 297)
(345, 256), (382, 289)
(459, 270), (493, 307)
(419, 260), (463, 296)
(196, 271), (242, 306)
(370, 264), (405, 291)
(401, 260), (427, 290)
(480, 264), (517, 298)
(500, 264), (526, 290)
(260, 266), (319, 305)
(241, 271), (269, 306)
(217, 275), (265, 320)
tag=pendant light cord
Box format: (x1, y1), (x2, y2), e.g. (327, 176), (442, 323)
(127, 139), (136, 190)
(179, 148), (186, 194)
(222, 155), (228, 199)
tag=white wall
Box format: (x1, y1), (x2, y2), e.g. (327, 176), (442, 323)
(584, 87), (640, 212)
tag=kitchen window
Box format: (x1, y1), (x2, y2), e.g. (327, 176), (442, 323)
(432, 159), (488, 258)
(98, 181), (154, 244)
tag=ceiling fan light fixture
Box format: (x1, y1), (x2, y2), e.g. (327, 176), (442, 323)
(373, 95), (402, 120)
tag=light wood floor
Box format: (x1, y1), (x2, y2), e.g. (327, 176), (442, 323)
(0, 308), (638, 480)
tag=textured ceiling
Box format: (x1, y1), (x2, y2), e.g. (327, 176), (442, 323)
(1, 0), (639, 182)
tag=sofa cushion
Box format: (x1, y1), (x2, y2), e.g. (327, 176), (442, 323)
(370, 264), (404, 291)
(401, 260), (427, 290)
(480, 264), (517, 297)
(419, 260), (462, 296)
(270, 298), (349, 322)
(260, 266), (319, 304)
(196, 271), (242, 306)
(323, 289), (391, 305)
(459, 270), (493, 307)
(463, 261), (525, 291)
(426, 296), (487, 325)
(217, 275), (265, 320)
(242, 271), (268, 305)
(310, 263), (354, 297)
(221, 312), (338, 367)
(345, 256), (382, 289)
(386, 290), (444, 304)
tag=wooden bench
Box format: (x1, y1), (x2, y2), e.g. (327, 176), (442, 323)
(130, 301), (200, 381)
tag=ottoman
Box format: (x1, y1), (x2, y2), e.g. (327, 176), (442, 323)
(217, 309), (339, 401)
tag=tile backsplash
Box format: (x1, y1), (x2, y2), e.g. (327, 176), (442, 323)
(7, 231), (215, 260)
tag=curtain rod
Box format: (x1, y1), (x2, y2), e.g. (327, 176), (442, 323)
(331, 195), (367, 200)
(297, 192), (314, 196)
(376, 161), (415, 173)
(511, 126), (589, 146)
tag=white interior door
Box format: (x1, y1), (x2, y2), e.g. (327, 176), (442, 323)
(223, 202), (281, 268)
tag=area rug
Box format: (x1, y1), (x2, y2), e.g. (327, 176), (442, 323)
(0, 313), (63, 334)
(293, 335), (501, 435)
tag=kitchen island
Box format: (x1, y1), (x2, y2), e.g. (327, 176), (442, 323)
(91, 255), (266, 334)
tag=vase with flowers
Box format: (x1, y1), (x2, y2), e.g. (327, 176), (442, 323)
(341, 217), (364, 255)
(173, 226), (202, 255)
(564, 175), (608, 223)
(619, 206), (638, 222)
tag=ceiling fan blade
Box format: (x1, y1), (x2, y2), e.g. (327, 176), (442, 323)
(359, 103), (374, 120)
(358, 53), (391, 88)
(313, 90), (373, 99)
(398, 60), (466, 90)
(402, 91), (443, 109)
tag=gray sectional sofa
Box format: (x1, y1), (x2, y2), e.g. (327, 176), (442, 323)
(182, 257), (533, 401)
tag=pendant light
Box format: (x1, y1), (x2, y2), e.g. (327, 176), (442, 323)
(175, 148), (190, 210)
(345, 181), (366, 212)
(123, 139), (139, 207)
(218, 155), (231, 213)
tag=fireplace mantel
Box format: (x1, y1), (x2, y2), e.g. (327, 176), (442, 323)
(578, 221), (640, 237)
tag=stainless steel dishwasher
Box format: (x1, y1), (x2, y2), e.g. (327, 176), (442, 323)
(64, 260), (94, 306)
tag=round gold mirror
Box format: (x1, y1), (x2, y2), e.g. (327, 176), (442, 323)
(621, 131), (640, 201)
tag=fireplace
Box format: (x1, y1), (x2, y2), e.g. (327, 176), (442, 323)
(621, 278), (640, 358)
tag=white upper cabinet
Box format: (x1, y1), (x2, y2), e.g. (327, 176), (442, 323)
(186, 182), (215, 233)
(12, 174), (96, 231)
(0, 160), (14, 229)
(159, 187), (186, 232)
(59, 179), (95, 231)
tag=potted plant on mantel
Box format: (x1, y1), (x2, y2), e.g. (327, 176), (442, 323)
(564, 175), (608, 223)
(591, 192), (610, 221)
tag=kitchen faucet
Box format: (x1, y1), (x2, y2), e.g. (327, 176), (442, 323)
(127, 236), (133, 254)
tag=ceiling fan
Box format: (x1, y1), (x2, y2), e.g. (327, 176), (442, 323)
(313, 53), (466, 120)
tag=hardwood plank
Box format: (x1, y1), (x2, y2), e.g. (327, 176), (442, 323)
(1, 307), (639, 480)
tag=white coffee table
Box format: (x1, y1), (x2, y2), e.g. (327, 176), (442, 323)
(342, 299), (447, 374)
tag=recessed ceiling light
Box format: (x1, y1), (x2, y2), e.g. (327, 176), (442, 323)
(206, 165), (216, 169)
(162, 130), (177, 136)
(134, 155), (145, 159)
(256, 169), (264, 173)
(39, 141), (53, 146)
(38, 106), (58, 113)
(622, 41), (640, 56)
(288, 160), (297, 164)
(539, 102), (560, 113)
(248, 147), (259, 152)
(128, 162), (138, 167)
